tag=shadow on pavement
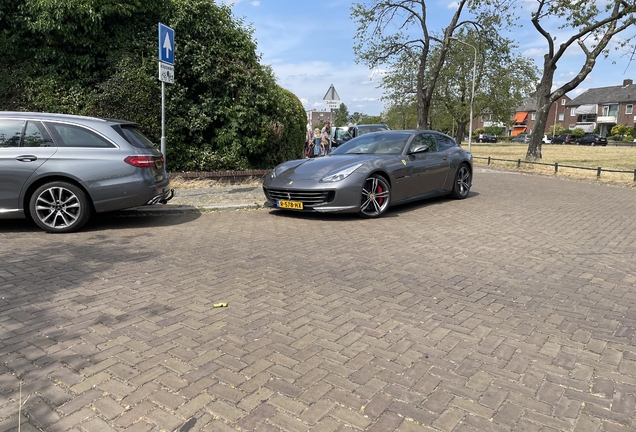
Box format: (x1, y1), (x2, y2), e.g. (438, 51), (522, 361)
(0, 210), (201, 234)
(265, 191), (479, 220)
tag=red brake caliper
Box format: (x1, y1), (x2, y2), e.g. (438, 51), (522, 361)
(377, 184), (383, 205)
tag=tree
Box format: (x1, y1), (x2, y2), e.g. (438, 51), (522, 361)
(350, 112), (364, 124)
(379, 28), (536, 141)
(432, 29), (537, 143)
(333, 103), (350, 126)
(351, 0), (507, 130)
(525, 0), (636, 160)
(359, 115), (384, 124)
(380, 51), (418, 130)
(383, 101), (417, 130)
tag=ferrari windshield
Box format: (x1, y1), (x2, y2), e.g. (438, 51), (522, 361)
(330, 132), (410, 155)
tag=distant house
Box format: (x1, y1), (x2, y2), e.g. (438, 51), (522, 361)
(508, 95), (572, 137)
(564, 79), (635, 136)
(306, 110), (335, 130)
(471, 95), (572, 137)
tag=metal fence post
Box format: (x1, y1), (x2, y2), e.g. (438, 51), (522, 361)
(517, 159), (521, 168)
(597, 167), (601, 178)
(634, 169), (636, 182)
(488, 157), (491, 165)
(555, 162), (558, 173)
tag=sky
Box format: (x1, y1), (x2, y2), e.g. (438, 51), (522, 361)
(222, 0), (635, 116)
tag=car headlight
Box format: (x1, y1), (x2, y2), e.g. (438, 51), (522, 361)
(270, 165), (284, 178)
(321, 163), (363, 182)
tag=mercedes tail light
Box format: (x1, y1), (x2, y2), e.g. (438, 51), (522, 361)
(124, 156), (163, 168)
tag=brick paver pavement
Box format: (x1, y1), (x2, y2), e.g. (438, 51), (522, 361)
(1, 169), (636, 431)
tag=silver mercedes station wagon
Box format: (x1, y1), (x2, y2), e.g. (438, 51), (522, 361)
(0, 112), (173, 233)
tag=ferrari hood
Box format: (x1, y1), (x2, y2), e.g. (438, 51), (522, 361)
(275, 155), (375, 180)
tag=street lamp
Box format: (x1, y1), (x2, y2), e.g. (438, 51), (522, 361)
(449, 37), (477, 152)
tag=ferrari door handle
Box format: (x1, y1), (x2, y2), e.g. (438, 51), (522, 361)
(16, 155), (38, 162)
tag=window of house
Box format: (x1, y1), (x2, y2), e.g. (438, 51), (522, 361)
(570, 108), (576, 117)
(627, 105), (633, 115)
(558, 113), (564, 121)
(603, 104), (619, 117)
(561, 99), (566, 105)
(531, 112), (536, 120)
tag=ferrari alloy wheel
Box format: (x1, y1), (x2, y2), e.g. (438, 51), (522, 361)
(359, 174), (391, 218)
(450, 164), (472, 199)
(29, 182), (92, 233)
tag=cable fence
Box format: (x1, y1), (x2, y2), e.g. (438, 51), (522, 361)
(474, 156), (636, 182)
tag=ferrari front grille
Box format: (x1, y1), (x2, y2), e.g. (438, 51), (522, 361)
(264, 188), (334, 205)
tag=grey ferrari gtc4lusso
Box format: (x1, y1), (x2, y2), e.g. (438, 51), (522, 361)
(263, 130), (472, 218)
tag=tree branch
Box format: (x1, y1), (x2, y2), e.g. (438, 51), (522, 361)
(551, 1), (634, 66)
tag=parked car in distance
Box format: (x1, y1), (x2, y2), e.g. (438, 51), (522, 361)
(263, 130), (472, 218)
(542, 135), (555, 144)
(511, 134), (531, 143)
(477, 134), (497, 143)
(347, 124), (391, 138)
(576, 134), (607, 146)
(331, 126), (353, 148)
(552, 133), (577, 144)
(0, 112), (173, 233)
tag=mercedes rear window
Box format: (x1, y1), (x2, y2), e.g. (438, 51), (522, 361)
(118, 125), (157, 149)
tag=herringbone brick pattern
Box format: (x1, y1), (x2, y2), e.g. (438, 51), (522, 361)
(1, 169), (636, 431)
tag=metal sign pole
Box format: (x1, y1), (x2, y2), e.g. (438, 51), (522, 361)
(158, 22), (174, 167)
(161, 81), (166, 164)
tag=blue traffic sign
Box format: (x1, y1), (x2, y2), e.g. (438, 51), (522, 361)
(158, 23), (174, 65)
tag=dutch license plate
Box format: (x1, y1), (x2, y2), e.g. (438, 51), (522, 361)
(277, 200), (303, 210)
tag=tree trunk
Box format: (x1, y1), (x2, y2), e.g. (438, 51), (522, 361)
(526, 58), (556, 160)
(456, 120), (467, 144)
(416, 50), (428, 130)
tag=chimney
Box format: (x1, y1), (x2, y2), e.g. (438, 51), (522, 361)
(623, 79), (633, 86)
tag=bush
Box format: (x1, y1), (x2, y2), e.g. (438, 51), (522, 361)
(485, 126), (504, 135)
(572, 128), (586, 138)
(1, 0), (305, 173)
(85, 56), (161, 143)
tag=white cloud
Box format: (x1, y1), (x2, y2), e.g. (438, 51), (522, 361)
(268, 60), (386, 115)
(447, 2), (459, 9)
(250, 1), (260, 5)
(522, 48), (546, 58)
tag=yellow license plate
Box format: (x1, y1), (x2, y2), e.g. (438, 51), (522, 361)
(278, 200), (303, 210)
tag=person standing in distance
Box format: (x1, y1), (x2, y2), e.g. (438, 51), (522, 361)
(305, 123), (313, 158)
(321, 121), (332, 155)
(313, 127), (322, 158)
